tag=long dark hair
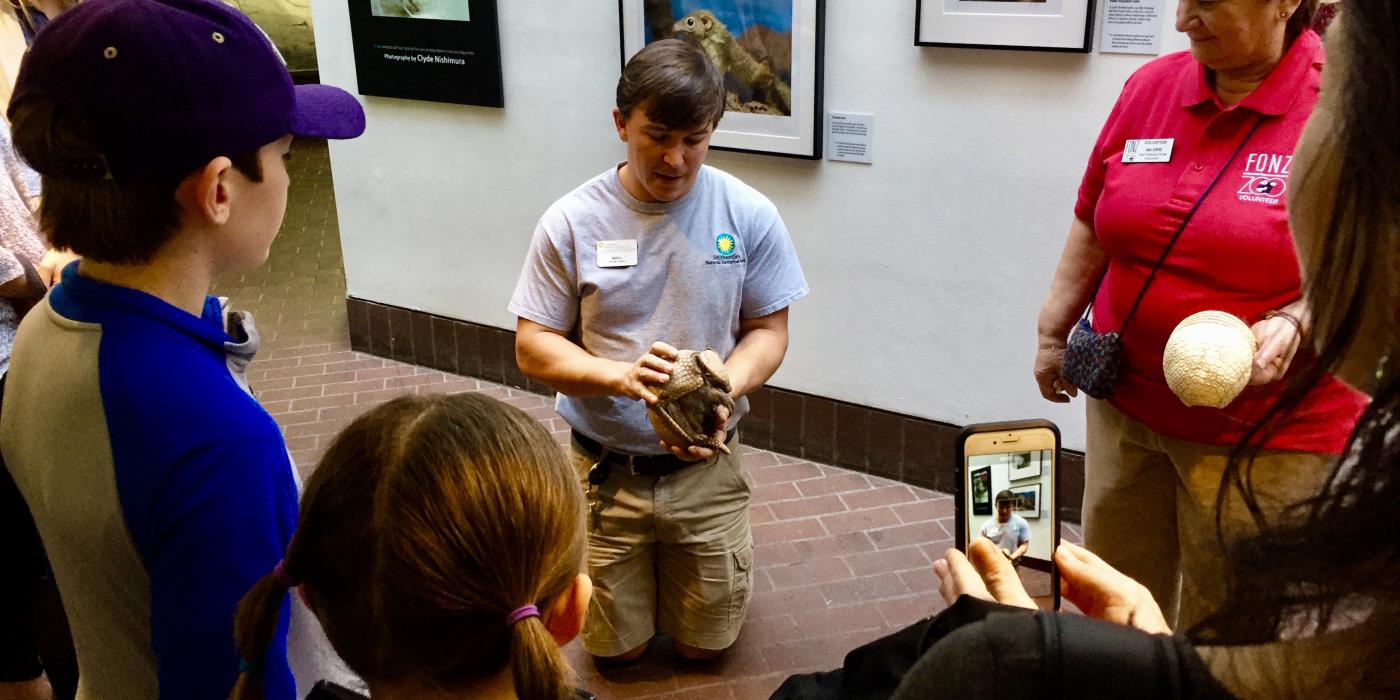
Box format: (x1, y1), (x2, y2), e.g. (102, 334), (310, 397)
(1192, 0), (1400, 657)
(229, 393), (587, 700)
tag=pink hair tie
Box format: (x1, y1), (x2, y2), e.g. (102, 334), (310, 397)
(272, 559), (297, 587)
(506, 605), (540, 626)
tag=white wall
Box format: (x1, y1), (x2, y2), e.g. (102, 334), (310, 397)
(310, 1), (1188, 450)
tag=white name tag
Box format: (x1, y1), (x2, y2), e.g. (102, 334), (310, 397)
(596, 239), (638, 268)
(1122, 138), (1174, 163)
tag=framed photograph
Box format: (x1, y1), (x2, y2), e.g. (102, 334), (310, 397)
(915, 0), (1094, 52)
(619, 0), (826, 159)
(971, 466), (993, 516)
(1012, 484), (1042, 519)
(348, 0), (504, 107)
(1007, 450), (1042, 481)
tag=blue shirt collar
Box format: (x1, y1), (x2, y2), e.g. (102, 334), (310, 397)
(50, 261), (230, 350)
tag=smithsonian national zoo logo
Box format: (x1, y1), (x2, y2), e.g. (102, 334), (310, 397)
(707, 232), (744, 266)
(715, 233), (737, 256)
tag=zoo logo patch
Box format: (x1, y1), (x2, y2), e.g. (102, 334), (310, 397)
(715, 233), (738, 257)
(1237, 152), (1292, 205)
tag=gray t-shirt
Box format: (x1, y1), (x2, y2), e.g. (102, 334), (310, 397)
(980, 514), (1031, 553)
(509, 164), (808, 454)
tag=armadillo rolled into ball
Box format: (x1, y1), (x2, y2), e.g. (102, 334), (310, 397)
(646, 349), (735, 455)
(1162, 311), (1258, 409)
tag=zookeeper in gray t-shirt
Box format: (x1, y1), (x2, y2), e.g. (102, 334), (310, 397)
(509, 40), (807, 663)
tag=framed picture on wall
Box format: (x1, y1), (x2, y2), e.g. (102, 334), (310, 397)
(915, 0), (1094, 52)
(971, 466), (993, 516)
(348, 0), (504, 107)
(1012, 484), (1042, 519)
(619, 0), (826, 159)
(1007, 450), (1041, 481)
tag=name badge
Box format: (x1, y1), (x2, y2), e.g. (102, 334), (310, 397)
(596, 239), (637, 268)
(1122, 138), (1174, 164)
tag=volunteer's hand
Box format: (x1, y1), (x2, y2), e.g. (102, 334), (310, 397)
(1035, 335), (1078, 403)
(1249, 312), (1304, 385)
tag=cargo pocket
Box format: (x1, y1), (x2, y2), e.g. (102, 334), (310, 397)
(727, 542), (754, 627)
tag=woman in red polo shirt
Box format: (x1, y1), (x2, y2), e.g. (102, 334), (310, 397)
(1033, 0), (1366, 630)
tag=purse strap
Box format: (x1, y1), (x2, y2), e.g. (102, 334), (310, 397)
(1087, 117), (1265, 336)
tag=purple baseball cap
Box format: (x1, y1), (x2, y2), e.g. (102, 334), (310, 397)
(9, 0), (365, 179)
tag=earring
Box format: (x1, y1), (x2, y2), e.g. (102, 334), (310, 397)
(1279, 10), (1288, 18)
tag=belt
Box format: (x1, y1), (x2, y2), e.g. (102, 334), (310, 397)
(571, 428), (737, 478)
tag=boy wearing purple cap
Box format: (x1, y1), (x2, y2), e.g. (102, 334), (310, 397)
(0, 1), (364, 698)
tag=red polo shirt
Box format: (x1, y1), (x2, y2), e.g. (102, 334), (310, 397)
(1075, 30), (1366, 452)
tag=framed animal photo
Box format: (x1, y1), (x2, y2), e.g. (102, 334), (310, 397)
(620, 0), (826, 159)
(1011, 484), (1042, 519)
(349, 0), (504, 107)
(915, 0), (1094, 53)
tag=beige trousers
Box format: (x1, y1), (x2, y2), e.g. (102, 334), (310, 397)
(569, 434), (753, 657)
(1082, 399), (1334, 630)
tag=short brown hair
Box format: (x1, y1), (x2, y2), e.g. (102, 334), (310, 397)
(9, 96), (263, 265)
(616, 38), (725, 130)
(230, 394), (587, 700)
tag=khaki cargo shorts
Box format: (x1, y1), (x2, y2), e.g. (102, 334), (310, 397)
(570, 434), (753, 657)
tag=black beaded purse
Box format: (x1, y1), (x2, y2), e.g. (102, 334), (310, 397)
(1061, 119), (1263, 400)
(1063, 318), (1124, 399)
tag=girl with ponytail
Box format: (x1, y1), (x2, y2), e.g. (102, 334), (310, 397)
(230, 393), (593, 700)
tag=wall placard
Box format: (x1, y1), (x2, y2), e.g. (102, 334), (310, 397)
(349, 0), (503, 107)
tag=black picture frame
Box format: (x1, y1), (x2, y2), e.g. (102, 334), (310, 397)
(971, 466), (993, 516)
(915, 0), (1095, 53)
(619, 0), (826, 159)
(348, 0), (504, 107)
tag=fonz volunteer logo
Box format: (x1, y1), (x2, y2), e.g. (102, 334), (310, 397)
(1237, 152), (1292, 205)
(715, 233), (738, 257)
(707, 232), (744, 266)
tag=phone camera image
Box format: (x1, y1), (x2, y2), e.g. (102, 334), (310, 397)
(965, 445), (1056, 606)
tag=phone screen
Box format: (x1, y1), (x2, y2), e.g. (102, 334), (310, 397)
(961, 426), (1058, 608)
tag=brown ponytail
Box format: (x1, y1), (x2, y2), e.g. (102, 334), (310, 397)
(510, 615), (573, 700)
(230, 393), (586, 699)
(228, 564), (297, 700)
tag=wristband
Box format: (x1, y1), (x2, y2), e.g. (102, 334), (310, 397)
(1262, 309), (1304, 337)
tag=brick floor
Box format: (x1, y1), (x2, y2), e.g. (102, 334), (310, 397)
(217, 140), (1082, 700)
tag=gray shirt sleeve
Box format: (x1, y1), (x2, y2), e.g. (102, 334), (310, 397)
(741, 210), (808, 318)
(508, 214), (579, 332)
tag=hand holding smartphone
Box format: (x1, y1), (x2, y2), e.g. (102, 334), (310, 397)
(955, 420), (1061, 610)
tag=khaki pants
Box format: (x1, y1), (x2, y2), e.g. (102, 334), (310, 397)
(570, 435), (753, 657)
(1082, 399), (1333, 630)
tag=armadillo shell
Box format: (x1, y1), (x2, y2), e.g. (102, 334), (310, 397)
(646, 349), (734, 454)
(646, 403), (732, 454)
(1163, 311), (1258, 409)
